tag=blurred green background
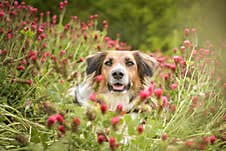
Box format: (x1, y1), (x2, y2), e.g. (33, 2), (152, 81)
(24, 0), (226, 52)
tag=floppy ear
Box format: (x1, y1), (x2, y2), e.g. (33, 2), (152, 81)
(86, 52), (106, 76)
(134, 51), (158, 82)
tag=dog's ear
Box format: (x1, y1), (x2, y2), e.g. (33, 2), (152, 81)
(86, 52), (106, 76)
(134, 51), (158, 82)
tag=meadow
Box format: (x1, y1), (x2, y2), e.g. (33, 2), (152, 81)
(0, 1), (225, 150)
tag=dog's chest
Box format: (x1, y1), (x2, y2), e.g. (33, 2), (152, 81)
(104, 92), (133, 111)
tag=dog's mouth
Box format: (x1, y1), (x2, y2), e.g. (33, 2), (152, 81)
(108, 82), (130, 92)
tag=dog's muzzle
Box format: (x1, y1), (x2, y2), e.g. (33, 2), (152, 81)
(108, 66), (130, 92)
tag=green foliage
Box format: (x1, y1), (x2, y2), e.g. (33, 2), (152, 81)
(24, 0), (193, 52)
(0, 1), (226, 151)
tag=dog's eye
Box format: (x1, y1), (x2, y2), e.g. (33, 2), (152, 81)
(104, 61), (112, 66)
(126, 61), (134, 67)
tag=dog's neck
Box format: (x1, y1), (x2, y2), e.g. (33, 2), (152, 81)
(99, 91), (136, 111)
(71, 80), (137, 111)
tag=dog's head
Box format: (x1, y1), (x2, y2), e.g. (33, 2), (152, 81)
(86, 51), (157, 94)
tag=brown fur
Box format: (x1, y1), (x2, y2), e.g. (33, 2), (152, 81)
(86, 50), (157, 95)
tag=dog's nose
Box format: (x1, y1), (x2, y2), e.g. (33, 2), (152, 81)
(112, 69), (124, 80)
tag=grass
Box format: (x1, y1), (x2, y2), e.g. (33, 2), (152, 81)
(0, 1), (225, 150)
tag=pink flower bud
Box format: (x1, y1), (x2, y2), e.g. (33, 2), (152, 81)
(180, 46), (186, 52)
(184, 28), (190, 36)
(170, 83), (177, 90)
(109, 137), (116, 148)
(139, 89), (150, 100)
(56, 114), (64, 124)
(0, 11), (5, 18)
(162, 96), (169, 107)
(96, 75), (103, 82)
(116, 103), (123, 112)
(100, 103), (108, 114)
(58, 125), (65, 133)
(183, 40), (190, 47)
(162, 133), (168, 140)
(97, 135), (105, 144)
(111, 116), (120, 125)
(59, 50), (66, 56)
(47, 115), (57, 127)
(173, 56), (182, 63)
(210, 135), (216, 143)
(73, 117), (80, 126)
(89, 93), (97, 102)
(17, 65), (25, 71)
(26, 80), (33, 86)
(154, 88), (163, 99)
(137, 124), (144, 134)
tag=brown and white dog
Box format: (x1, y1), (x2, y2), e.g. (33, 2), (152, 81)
(69, 50), (158, 112)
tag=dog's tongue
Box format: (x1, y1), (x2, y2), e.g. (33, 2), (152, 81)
(113, 84), (124, 91)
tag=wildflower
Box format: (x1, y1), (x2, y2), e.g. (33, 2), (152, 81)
(169, 64), (176, 72)
(89, 93), (97, 102)
(198, 144), (206, 150)
(56, 114), (64, 124)
(100, 103), (108, 114)
(183, 40), (191, 47)
(71, 117), (80, 132)
(96, 74), (103, 83)
(58, 125), (65, 133)
(21, 59), (27, 65)
(94, 33), (98, 40)
(169, 104), (176, 112)
(162, 133), (168, 140)
(154, 88), (163, 99)
(51, 55), (57, 62)
(180, 46), (185, 52)
(209, 135), (216, 144)
(116, 103), (123, 112)
(79, 57), (84, 62)
(59, 50), (66, 56)
(148, 83), (154, 93)
(64, 0), (68, 5)
(37, 27), (44, 34)
(109, 137), (118, 148)
(137, 124), (144, 134)
(202, 136), (209, 144)
(97, 135), (105, 144)
(139, 89), (151, 100)
(173, 56), (182, 63)
(103, 20), (108, 29)
(162, 96), (169, 107)
(52, 15), (57, 24)
(73, 117), (81, 126)
(184, 28), (190, 36)
(185, 140), (193, 148)
(26, 80), (33, 86)
(17, 65), (25, 71)
(191, 28), (197, 34)
(47, 115), (57, 127)
(41, 56), (46, 63)
(111, 116), (120, 126)
(59, 2), (65, 10)
(170, 83), (177, 90)
(84, 32), (88, 40)
(223, 83), (226, 88)
(0, 11), (5, 18)
(192, 96), (198, 104)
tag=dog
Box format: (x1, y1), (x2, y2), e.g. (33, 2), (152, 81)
(69, 50), (158, 112)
